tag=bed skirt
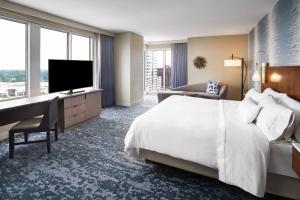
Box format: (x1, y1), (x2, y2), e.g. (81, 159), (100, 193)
(138, 149), (300, 200)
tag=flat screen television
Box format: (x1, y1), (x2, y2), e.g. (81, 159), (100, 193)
(48, 59), (93, 94)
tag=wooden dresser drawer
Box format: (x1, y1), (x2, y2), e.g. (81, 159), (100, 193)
(65, 103), (85, 118)
(58, 89), (102, 131)
(292, 145), (300, 178)
(64, 95), (86, 109)
(65, 112), (85, 128)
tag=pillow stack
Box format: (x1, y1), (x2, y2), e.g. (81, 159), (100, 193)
(238, 97), (262, 124)
(278, 94), (300, 141)
(242, 88), (298, 142)
(255, 95), (295, 141)
(245, 88), (267, 103)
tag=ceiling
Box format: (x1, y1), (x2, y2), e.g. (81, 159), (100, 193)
(9, 0), (278, 41)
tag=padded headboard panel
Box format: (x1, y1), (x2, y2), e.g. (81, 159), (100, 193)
(262, 66), (300, 101)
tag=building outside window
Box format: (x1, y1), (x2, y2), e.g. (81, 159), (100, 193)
(145, 49), (171, 92)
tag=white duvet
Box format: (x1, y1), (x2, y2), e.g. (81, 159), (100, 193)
(124, 95), (270, 197)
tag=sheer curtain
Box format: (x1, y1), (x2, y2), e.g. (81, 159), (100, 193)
(100, 35), (115, 107)
(171, 43), (187, 88)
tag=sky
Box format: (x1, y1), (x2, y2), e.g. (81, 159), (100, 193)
(148, 50), (171, 69)
(0, 18), (26, 70)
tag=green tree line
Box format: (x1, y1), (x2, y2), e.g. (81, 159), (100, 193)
(0, 70), (48, 82)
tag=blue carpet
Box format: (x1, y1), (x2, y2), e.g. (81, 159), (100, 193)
(0, 96), (289, 200)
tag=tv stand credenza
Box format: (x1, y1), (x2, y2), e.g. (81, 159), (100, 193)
(0, 88), (102, 134)
(58, 89), (102, 132)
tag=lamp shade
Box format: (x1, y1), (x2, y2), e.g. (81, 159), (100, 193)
(252, 70), (261, 82)
(224, 59), (242, 67)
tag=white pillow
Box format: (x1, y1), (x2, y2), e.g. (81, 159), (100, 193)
(263, 88), (287, 101)
(278, 95), (300, 141)
(245, 88), (267, 103)
(256, 96), (295, 141)
(239, 97), (262, 124)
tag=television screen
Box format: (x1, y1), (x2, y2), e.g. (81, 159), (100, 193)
(48, 59), (93, 93)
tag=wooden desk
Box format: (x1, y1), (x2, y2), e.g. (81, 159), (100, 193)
(0, 88), (102, 131)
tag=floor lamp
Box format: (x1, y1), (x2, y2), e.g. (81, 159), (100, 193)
(224, 54), (247, 100)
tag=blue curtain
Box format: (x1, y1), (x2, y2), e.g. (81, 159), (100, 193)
(171, 43), (187, 88)
(100, 35), (115, 107)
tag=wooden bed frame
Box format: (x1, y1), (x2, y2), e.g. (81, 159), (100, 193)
(262, 66), (300, 101)
(137, 66), (300, 200)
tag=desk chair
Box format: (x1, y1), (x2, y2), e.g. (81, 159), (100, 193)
(9, 97), (59, 158)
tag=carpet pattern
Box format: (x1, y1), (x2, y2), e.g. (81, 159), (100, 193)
(0, 96), (287, 200)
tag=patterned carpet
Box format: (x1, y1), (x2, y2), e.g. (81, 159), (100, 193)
(0, 96), (288, 200)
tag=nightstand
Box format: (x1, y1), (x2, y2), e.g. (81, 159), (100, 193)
(292, 143), (300, 177)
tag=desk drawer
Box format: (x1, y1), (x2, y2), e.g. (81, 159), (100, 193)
(64, 95), (86, 109)
(65, 103), (86, 118)
(65, 112), (85, 128)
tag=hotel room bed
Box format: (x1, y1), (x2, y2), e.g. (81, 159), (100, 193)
(124, 95), (300, 199)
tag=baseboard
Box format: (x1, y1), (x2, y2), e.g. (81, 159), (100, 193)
(130, 98), (144, 106)
(116, 97), (144, 107)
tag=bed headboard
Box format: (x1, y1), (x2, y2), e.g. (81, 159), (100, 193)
(262, 66), (300, 101)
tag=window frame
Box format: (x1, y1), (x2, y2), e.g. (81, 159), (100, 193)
(39, 27), (95, 94)
(70, 33), (93, 60)
(0, 13), (97, 100)
(0, 16), (29, 101)
(144, 48), (171, 92)
(40, 26), (94, 60)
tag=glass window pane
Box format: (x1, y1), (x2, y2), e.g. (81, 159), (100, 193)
(145, 50), (172, 92)
(71, 34), (90, 60)
(0, 19), (26, 101)
(40, 28), (67, 94)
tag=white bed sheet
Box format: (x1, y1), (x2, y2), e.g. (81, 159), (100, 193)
(269, 141), (297, 178)
(125, 95), (219, 169)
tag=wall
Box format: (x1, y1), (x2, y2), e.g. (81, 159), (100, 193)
(188, 35), (248, 100)
(114, 32), (144, 106)
(114, 33), (131, 106)
(147, 43), (171, 49)
(130, 33), (144, 104)
(248, 0), (300, 89)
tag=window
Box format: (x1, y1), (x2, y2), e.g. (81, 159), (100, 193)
(0, 18), (27, 101)
(71, 34), (91, 60)
(145, 49), (171, 92)
(40, 28), (67, 94)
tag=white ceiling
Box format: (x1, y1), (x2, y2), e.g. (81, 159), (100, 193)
(9, 0), (278, 41)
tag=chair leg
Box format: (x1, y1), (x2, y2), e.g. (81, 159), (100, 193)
(24, 132), (28, 143)
(46, 130), (51, 153)
(54, 123), (58, 141)
(9, 131), (14, 159)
